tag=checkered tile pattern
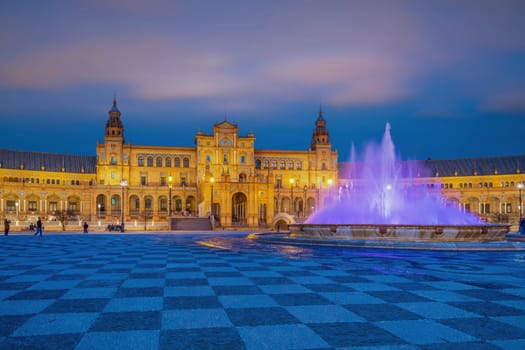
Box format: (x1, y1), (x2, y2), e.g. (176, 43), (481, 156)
(1, 233), (525, 349)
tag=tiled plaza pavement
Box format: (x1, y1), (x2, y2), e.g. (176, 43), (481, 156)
(1, 232), (525, 349)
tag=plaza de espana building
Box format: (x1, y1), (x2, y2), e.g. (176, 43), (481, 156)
(1, 99), (524, 231)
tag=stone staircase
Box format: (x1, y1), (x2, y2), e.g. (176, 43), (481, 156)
(170, 217), (213, 231)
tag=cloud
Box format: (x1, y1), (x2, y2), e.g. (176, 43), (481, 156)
(1, 0), (524, 112)
(480, 90), (525, 114)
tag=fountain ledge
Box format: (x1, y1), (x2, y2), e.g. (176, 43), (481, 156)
(289, 223), (510, 242)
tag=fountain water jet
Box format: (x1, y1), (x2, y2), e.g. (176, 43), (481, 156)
(290, 123), (509, 242)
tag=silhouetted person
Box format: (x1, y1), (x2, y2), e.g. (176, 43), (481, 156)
(83, 221), (88, 233)
(35, 217), (43, 236)
(4, 218), (10, 236)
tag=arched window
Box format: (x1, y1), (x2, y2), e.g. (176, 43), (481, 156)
(183, 157), (189, 168)
(280, 161), (285, 169)
(138, 157), (144, 166)
(156, 157), (163, 167)
(165, 158), (171, 167)
(255, 160), (261, 169)
(223, 154), (228, 164)
(111, 156), (117, 165)
(147, 157), (153, 167)
(174, 158), (181, 167)
(263, 160), (269, 169)
(239, 173), (247, 182)
(145, 197), (153, 210)
(206, 154), (211, 163)
(240, 155), (245, 164)
(271, 161), (277, 169)
(288, 162), (293, 169)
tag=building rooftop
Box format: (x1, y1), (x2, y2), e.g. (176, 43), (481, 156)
(339, 154), (525, 179)
(0, 149), (96, 174)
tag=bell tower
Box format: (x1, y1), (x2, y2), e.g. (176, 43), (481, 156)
(310, 106), (330, 151)
(97, 96), (128, 186)
(105, 96), (124, 142)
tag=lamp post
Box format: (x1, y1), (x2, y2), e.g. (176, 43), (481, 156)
(303, 185), (307, 217)
(120, 180), (127, 232)
(210, 177), (214, 219)
(289, 178), (295, 214)
(97, 203), (101, 218)
(168, 175), (173, 224)
(518, 183), (523, 229)
(15, 201), (19, 221)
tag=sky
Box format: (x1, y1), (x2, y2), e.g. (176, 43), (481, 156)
(1, 0), (525, 162)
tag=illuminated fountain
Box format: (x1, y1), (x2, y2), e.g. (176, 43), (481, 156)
(289, 123), (509, 242)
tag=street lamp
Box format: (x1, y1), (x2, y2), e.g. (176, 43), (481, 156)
(289, 178), (295, 214)
(120, 180), (127, 232)
(303, 185), (307, 217)
(518, 183), (523, 229)
(210, 177), (214, 219)
(168, 175), (173, 220)
(15, 201), (19, 221)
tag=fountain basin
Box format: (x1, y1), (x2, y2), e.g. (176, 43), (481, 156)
(289, 223), (510, 242)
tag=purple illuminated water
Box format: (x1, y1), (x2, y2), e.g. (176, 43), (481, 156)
(307, 123), (483, 225)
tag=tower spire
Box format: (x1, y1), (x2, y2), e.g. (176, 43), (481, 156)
(310, 108), (330, 151)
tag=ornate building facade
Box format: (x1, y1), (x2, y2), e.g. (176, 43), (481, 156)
(0, 99), (524, 231)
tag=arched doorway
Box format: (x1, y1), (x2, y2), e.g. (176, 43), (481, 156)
(232, 192), (247, 225)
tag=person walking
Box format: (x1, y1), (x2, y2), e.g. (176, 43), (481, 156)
(35, 217), (43, 236)
(4, 218), (10, 236)
(83, 221), (88, 233)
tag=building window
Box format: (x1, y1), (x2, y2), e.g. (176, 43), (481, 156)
(280, 161), (285, 169)
(165, 158), (171, 167)
(206, 154), (211, 163)
(147, 157), (153, 167)
(271, 161), (277, 169)
(239, 173), (247, 182)
(156, 157), (163, 167)
(141, 176), (147, 186)
(145, 197), (152, 210)
(288, 162), (293, 169)
(296, 162), (302, 170)
(68, 202), (77, 212)
(160, 176), (166, 186)
(263, 160), (269, 169)
(241, 155), (246, 164)
(111, 171), (115, 179)
(28, 201), (37, 211)
(49, 202), (58, 212)
(111, 156), (117, 165)
(138, 157), (144, 166)
(255, 160), (261, 169)
(175, 158), (181, 167)
(183, 157), (189, 168)
(223, 154), (228, 164)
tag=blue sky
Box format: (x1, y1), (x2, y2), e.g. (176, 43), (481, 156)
(1, 0), (524, 161)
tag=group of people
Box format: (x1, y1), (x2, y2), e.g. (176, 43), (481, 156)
(3, 217), (44, 236)
(3, 219), (90, 235)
